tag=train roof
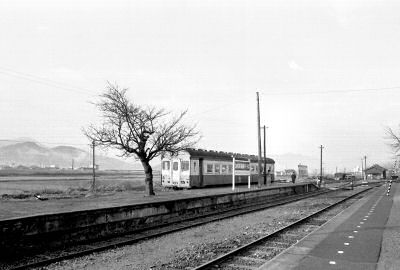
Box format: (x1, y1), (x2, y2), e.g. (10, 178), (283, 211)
(184, 148), (275, 164)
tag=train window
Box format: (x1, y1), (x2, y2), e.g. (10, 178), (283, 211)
(193, 161), (197, 173)
(221, 165), (227, 174)
(228, 165), (233, 173)
(173, 162), (179, 171)
(251, 165), (255, 172)
(162, 161), (170, 170)
(215, 164), (220, 174)
(206, 164), (213, 173)
(181, 161), (189, 171)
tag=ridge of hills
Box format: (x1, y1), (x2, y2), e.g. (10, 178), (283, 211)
(0, 140), (318, 172)
(0, 141), (143, 170)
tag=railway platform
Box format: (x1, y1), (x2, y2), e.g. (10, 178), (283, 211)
(0, 181), (319, 256)
(1, 181), (312, 220)
(259, 181), (399, 270)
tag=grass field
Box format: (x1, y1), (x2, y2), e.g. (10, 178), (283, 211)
(0, 171), (161, 198)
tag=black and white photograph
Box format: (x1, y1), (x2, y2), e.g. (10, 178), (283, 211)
(1, 0), (400, 269)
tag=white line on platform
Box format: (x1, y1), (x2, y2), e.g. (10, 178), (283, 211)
(354, 230), (358, 233)
(357, 225), (361, 228)
(348, 236), (354, 239)
(329, 261), (336, 265)
(338, 250), (344, 254)
(344, 242), (350, 245)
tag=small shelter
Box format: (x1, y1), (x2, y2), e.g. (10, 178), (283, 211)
(298, 164), (308, 178)
(334, 172), (346, 181)
(365, 164), (387, 180)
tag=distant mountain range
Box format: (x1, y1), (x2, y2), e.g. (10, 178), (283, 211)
(0, 139), (317, 173)
(0, 140), (142, 170)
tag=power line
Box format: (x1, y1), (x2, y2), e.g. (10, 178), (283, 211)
(0, 66), (97, 96)
(260, 86), (400, 96)
(2, 65), (400, 97)
(191, 84), (400, 121)
(189, 94), (253, 118)
(0, 139), (89, 146)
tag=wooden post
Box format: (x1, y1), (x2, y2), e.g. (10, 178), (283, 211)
(248, 159), (251, 189)
(92, 141), (96, 192)
(319, 145), (324, 188)
(232, 156), (235, 191)
(256, 92), (262, 187)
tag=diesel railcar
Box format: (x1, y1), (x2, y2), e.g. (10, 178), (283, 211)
(161, 148), (275, 188)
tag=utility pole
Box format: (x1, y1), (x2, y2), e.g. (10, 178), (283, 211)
(263, 125), (267, 185)
(364, 155), (367, 181)
(361, 158), (364, 181)
(92, 141), (96, 192)
(319, 145), (324, 188)
(232, 155), (236, 191)
(256, 92), (262, 188)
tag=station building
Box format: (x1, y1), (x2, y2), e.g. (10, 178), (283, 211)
(365, 164), (387, 180)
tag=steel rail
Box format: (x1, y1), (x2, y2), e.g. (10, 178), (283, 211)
(192, 186), (373, 270)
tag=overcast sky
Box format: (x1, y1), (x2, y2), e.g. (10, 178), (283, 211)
(1, 0), (400, 172)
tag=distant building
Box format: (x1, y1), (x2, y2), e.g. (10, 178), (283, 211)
(298, 164), (308, 178)
(45, 165), (60, 170)
(365, 164), (387, 180)
(284, 169), (296, 175)
(276, 169), (296, 176)
(78, 165), (99, 171)
(334, 172), (347, 180)
(352, 166), (362, 177)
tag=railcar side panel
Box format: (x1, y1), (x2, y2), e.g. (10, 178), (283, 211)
(161, 149), (275, 188)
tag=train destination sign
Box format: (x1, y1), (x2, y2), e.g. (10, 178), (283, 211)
(232, 157), (251, 190)
(235, 160), (251, 171)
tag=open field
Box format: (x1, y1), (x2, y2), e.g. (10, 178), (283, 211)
(0, 171), (161, 196)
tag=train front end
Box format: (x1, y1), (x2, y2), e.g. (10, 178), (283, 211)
(161, 151), (191, 189)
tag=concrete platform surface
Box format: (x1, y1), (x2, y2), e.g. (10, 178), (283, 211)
(259, 182), (397, 270)
(0, 182), (314, 220)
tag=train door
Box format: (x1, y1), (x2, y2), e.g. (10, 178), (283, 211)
(171, 159), (180, 187)
(161, 159), (172, 187)
(199, 158), (204, 187)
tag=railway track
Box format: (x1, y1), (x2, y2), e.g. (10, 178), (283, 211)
(192, 186), (373, 270)
(5, 183), (366, 270)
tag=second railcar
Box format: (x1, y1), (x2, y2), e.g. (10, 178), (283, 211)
(161, 148), (275, 188)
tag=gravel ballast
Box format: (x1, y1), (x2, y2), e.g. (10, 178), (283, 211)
(38, 189), (362, 270)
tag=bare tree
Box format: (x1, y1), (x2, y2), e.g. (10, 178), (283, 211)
(385, 126), (400, 155)
(84, 83), (200, 196)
